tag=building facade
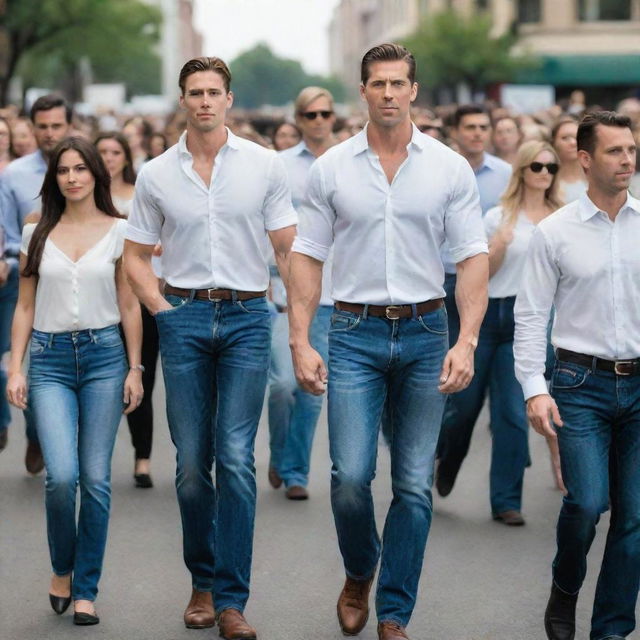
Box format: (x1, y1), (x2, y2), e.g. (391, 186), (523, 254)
(329, 0), (640, 100)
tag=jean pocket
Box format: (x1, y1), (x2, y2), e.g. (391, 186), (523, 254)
(155, 294), (188, 319)
(29, 337), (46, 356)
(236, 298), (269, 315)
(330, 311), (361, 332)
(551, 363), (590, 391)
(93, 328), (124, 349)
(416, 307), (448, 335)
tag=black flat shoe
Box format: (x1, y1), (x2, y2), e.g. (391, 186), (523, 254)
(74, 611), (100, 626)
(49, 593), (71, 615)
(134, 473), (153, 488)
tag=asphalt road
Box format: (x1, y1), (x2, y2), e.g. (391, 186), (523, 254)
(0, 376), (629, 640)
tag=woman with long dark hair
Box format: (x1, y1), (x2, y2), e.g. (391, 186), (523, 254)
(96, 131), (160, 488)
(6, 136), (143, 626)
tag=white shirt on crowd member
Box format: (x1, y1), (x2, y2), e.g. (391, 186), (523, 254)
(293, 124), (487, 305)
(126, 129), (297, 289)
(280, 140), (333, 307)
(514, 192), (640, 400)
(483, 206), (537, 298)
(20, 219), (127, 333)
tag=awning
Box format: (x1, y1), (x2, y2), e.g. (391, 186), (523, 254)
(517, 54), (640, 86)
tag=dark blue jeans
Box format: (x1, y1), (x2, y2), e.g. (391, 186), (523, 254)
(438, 296), (529, 513)
(28, 325), (127, 601)
(328, 304), (448, 626)
(550, 361), (640, 640)
(155, 294), (271, 613)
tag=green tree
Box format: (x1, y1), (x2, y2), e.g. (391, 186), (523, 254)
(0, 0), (162, 105)
(230, 43), (345, 108)
(402, 10), (537, 99)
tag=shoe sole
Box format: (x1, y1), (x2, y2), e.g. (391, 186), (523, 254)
(218, 631), (256, 639)
(185, 622), (216, 629)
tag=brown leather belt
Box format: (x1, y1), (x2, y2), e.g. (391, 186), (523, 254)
(556, 348), (640, 376)
(164, 285), (266, 301)
(335, 299), (443, 320)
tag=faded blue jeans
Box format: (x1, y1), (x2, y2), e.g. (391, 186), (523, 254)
(268, 305), (331, 488)
(328, 304), (448, 626)
(155, 293), (271, 613)
(28, 325), (127, 601)
(550, 360), (640, 640)
(438, 296), (529, 514)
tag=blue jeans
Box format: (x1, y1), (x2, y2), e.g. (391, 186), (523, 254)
(328, 304), (448, 626)
(0, 263), (38, 443)
(437, 296), (529, 513)
(550, 361), (640, 640)
(268, 305), (331, 487)
(28, 325), (127, 601)
(155, 294), (271, 612)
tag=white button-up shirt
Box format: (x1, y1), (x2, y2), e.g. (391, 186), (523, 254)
(514, 192), (640, 399)
(280, 141), (333, 307)
(126, 129), (297, 290)
(292, 125), (487, 305)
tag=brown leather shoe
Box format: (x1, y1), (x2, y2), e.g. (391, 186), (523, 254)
(217, 608), (257, 640)
(183, 588), (215, 629)
(493, 510), (525, 526)
(285, 485), (308, 500)
(378, 620), (410, 639)
(25, 440), (44, 475)
(268, 466), (282, 489)
(337, 575), (374, 635)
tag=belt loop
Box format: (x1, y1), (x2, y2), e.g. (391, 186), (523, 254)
(411, 303), (417, 319)
(188, 289), (196, 303)
(591, 355), (598, 372)
(48, 333), (54, 348)
(89, 328), (95, 343)
(231, 290), (238, 303)
(362, 304), (369, 320)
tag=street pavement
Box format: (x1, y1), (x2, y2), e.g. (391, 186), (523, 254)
(0, 376), (628, 640)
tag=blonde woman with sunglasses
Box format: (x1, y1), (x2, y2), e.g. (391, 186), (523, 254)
(437, 140), (563, 525)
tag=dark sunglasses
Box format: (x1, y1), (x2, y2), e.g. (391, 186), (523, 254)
(529, 162), (559, 175)
(300, 110), (333, 121)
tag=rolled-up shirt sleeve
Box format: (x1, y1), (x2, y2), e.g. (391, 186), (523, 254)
(514, 227), (559, 399)
(445, 160), (488, 263)
(126, 167), (163, 245)
(292, 161), (335, 263)
(263, 154), (298, 231)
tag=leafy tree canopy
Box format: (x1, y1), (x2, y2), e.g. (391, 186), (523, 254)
(402, 10), (537, 95)
(229, 43), (344, 108)
(0, 0), (162, 104)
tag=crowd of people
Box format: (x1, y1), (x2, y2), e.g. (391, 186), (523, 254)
(0, 41), (639, 640)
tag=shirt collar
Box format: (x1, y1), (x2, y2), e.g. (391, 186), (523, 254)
(178, 127), (239, 157)
(578, 191), (640, 221)
(351, 122), (426, 156)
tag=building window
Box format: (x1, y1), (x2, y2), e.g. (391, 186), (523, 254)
(517, 0), (541, 23)
(578, 0), (631, 20)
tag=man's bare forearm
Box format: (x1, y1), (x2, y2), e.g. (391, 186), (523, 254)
(455, 253), (489, 349)
(124, 241), (166, 314)
(288, 252), (323, 350)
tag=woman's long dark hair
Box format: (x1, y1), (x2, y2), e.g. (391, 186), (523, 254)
(23, 136), (124, 277)
(94, 131), (137, 185)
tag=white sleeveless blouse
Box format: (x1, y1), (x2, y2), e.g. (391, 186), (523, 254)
(21, 219), (127, 332)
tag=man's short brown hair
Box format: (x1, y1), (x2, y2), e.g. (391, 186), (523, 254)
(577, 111), (632, 156)
(179, 57), (232, 94)
(361, 43), (416, 86)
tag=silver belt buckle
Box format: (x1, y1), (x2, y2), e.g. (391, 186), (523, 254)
(614, 360), (635, 376)
(385, 305), (401, 320)
(207, 289), (222, 302)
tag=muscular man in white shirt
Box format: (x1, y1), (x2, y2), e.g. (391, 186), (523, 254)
(124, 57), (297, 640)
(514, 111), (640, 640)
(288, 43), (488, 640)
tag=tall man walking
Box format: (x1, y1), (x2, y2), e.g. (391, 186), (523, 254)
(125, 57), (297, 640)
(288, 44), (488, 640)
(0, 94), (71, 469)
(515, 111), (640, 640)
